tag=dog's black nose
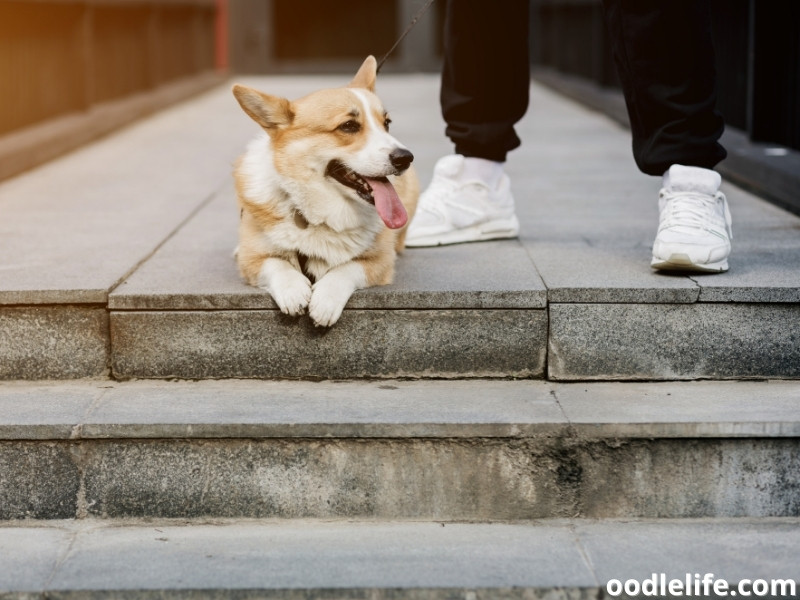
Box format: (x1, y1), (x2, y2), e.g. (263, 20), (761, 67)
(390, 148), (414, 172)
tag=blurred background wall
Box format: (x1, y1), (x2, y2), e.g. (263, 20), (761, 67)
(1, 0), (797, 195)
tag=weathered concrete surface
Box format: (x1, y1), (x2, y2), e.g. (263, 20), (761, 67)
(549, 303), (800, 380)
(80, 439), (560, 520)
(1, 379), (798, 521)
(574, 517), (800, 585)
(0, 441), (80, 519)
(528, 242), (701, 304)
(2, 435), (798, 520)
(576, 439), (800, 518)
(0, 82), (257, 307)
(2, 379), (800, 441)
(110, 309), (547, 379)
(0, 307), (109, 379)
(2, 75), (799, 381)
(108, 186), (546, 311)
(1, 519), (798, 598)
(554, 380), (800, 438)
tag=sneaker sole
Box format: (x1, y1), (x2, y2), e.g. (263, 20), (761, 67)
(651, 253), (729, 273)
(405, 216), (520, 248)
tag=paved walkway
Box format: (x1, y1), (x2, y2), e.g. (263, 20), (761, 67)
(1, 74), (799, 380)
(3, 517), (799, 597)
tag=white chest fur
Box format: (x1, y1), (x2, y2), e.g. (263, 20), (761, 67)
(239, 134), (384, 278)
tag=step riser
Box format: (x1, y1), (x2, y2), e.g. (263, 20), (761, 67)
(550, 303), (800, 380)
(4, 438), (797, 520)
(109, 310), (547, 379)
(4, 304), (800, 380)
(0, 307), (109, 379)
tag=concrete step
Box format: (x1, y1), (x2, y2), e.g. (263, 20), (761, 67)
(2, 379), (799, 521)
(107, 184), (546, 379)
(2, 517), (798, 599)
(2, 75), (799, 380)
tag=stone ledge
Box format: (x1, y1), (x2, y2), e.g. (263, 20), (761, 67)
(549, 303), (800, 380)
(109, 309), (547, 379)
(0, 306), (109, 380)
(2, 519), (797, 598)
(1, 380), (799, 441)
(1, 438), (798, 520)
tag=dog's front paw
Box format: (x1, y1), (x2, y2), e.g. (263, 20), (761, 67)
(258, 258), (312, 316)
(309, 263), (367, 327)
(273, 277), (312, 316)
(308, 274), (359, 327)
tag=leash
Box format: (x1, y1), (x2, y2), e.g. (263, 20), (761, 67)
(376, 0), (437, 72)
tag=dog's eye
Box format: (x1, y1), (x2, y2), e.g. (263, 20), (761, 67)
(383, 117), (392, 131)
(338, 120), (361, 133)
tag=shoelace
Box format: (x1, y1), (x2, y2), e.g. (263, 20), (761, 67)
(659, 190), (733, 239)
(417, 175), (461, 217)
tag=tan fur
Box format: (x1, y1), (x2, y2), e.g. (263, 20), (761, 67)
(231, 56), (419, 326)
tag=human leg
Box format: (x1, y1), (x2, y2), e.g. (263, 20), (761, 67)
(602, 0), (732, 272)
(406, 0), (529, 247)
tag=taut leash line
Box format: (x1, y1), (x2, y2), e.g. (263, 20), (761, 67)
(376, 0), (437, 73)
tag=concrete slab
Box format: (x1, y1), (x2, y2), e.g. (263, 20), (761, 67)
(41, 521), (594, 593)
(549, 303), (800, 380)
(2, 73), (799, 382)
(0, 381), (104, 439)
(77, 379), (563, 440)
(80, 437), (570, 520)
(0, 441), (81, 519)
(576, 518), (800, 584)
(108, 182), (546, 311)
(2, 379), (799, 441)
(1, 379), (799, 520)
(554, 380), (800, 437)
(1, 519), (797, 597)
(0, 83), (256, 306)
(0, 306), (109, 379)
(527, 242), (699, 303)
(109, 309), (547, 379)
(0, 525), (74, 592)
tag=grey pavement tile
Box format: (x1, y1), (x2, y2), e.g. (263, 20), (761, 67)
(0, 82), (256, 306)
(554, 380), (800, 437)
(524, 242), (698, 303)
(80, 379), (563, 439)
(108, 182), (545, 311)
(48, 522), (594, 591)
(577, 519), (800, 584)
(0, 382), (105, 439)
(695, 248), (800, 302)
(4, 72), (798, 318)
(511, 82), (800, 306)
(0, 523), (75, 592)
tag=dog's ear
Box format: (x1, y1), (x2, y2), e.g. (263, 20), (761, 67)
(348, 56), (377, 92)
(232, 84), (293, 132)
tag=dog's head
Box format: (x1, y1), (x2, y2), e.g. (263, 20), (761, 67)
(232, 56), (413, 229)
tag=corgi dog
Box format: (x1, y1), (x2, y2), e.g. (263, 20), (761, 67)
(231, 56), (418, 327)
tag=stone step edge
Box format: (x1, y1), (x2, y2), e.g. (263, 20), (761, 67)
(2, 518), (798, 598)
(2, 379), (799, 441)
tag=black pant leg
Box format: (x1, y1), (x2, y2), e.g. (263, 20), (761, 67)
(441, 0), (530, 162)
(601, 0), (726, 175)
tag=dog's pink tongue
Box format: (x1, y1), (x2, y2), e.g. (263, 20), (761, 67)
(367, 177), (407, 229)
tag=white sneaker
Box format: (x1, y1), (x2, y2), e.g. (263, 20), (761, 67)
(651, 164), (733, 273)
(405, 154), (520, 247)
